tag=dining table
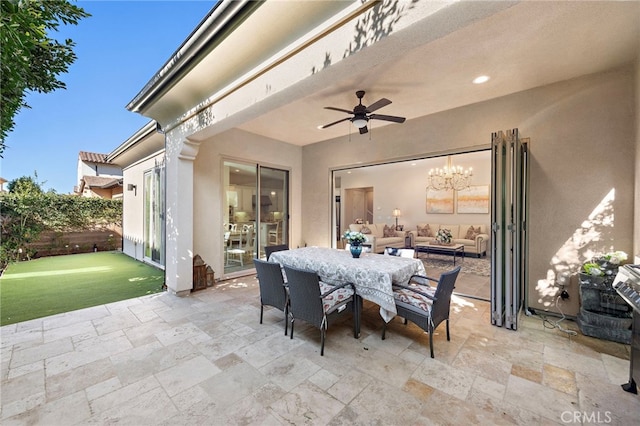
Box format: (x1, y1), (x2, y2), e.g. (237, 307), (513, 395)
(269, 246), (427, 322)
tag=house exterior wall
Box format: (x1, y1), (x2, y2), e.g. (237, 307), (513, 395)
(302, 65), (636, 317)
(192, 128), (303, 278)
(635, 57), (640, 263)
(121, 151), (165, 262)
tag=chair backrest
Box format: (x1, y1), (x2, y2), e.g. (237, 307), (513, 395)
(282, 265), (324, 329)
(254, 258), (287, 310)
(384, 247), (415, 258)
(430, 266), (461, 326)
(265, 244), (289, 260)
(224, 231), (230, 243)
(244, 228), (255, 250)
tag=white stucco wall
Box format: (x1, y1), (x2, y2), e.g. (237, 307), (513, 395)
(302, 65), (637, 317)
(121, 151), (165, 263)
(635, 57), (640, 263)
(192, 128), (303, 279)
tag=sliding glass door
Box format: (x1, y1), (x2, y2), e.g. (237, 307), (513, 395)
(223, 160), (288, 276)
(144, 162), (165, 266)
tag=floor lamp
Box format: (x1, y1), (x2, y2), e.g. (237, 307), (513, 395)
(392, 208), (401, 230)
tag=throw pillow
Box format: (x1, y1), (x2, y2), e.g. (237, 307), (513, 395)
(465, 226), (480, 240)
(417, 224), (434, 237)
(361, 225), (371, 234)
(383, 224), (396, 237)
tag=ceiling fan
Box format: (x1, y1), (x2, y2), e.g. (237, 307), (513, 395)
(320, 90), (406, 134)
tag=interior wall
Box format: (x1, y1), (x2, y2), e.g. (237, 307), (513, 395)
(302, 65), (636, 317)
(336, 151), (491, 234)
(193, 128), (302, 277)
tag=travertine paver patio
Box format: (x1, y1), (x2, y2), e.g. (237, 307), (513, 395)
(1, 274), (638, 424)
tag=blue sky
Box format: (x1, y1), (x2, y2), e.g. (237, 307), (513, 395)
(1, 0), (215, 193)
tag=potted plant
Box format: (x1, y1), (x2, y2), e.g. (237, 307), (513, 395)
(579, 250), (628, 288)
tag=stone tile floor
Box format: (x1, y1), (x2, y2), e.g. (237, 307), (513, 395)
(1, 274), (638, 425)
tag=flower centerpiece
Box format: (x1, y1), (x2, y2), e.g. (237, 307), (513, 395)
(343, 230), (367, 246)
(343, 230), (367, 258)
(435, 228), (453, 245)
(580, 250), (628, 287)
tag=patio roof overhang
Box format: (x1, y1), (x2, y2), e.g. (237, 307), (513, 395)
(126, 0), (640, 147)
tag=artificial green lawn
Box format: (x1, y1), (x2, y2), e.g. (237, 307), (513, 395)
(0, 252), (165, 326)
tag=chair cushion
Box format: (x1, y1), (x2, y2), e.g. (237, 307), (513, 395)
(319, 282), (354, 312)
(393, 284), (435, 313)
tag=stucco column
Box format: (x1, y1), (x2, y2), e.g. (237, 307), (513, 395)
(165, 137), (200, 296)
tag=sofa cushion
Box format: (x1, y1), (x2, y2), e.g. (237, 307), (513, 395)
(383, 224), (396, 237)
(465, 225), (481, 239)
(361, 225), (372, 234)
(417, 224), (433, 237)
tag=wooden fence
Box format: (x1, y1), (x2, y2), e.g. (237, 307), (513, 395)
(27, 227), (123, 258)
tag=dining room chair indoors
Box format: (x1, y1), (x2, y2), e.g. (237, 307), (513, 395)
(382, 266), (461, 358)
(384, 247), (416, 258)
(254, 258), (289, 335)
(283, 265), (360, 356)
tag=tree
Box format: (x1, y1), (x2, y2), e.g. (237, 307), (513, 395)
(0, 0), (90, 155)
(6, 174), (44, 195)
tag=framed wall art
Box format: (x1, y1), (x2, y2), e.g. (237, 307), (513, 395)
(426, 188), (454, 214)
(457, 185), (490, 214)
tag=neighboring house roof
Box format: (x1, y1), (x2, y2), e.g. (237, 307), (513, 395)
(79, 151), (110, 164)
(79, 176), (122, 194)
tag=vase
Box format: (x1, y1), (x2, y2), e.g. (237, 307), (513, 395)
(350, 244), (362, 258)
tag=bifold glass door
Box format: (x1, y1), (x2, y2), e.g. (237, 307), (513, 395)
(223, 160), (288, 276)
(491, 129), (529, 329)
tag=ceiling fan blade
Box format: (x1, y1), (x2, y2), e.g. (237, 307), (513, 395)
(324, 106), (353, 114)
(359, 126), (368, 135)
(369, 114), (406, 123)
(366, 98), (391, 113)
(320, 117), (352, 129)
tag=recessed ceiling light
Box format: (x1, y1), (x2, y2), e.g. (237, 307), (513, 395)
(473, 75), (490, 84)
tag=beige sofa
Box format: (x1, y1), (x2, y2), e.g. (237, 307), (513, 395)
(348, 223), (406, 254)
(409, 224), (489, 257)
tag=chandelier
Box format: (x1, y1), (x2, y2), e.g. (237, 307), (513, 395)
(427, 156), (473, 191)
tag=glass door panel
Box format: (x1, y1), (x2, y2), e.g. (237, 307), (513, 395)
(259, 166), (289, 258)
(223, 160), (257, 275)
(491, 129), (529, 330)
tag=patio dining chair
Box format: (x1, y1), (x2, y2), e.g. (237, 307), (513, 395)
(283, 265), (360, 356)
(254, 258), (289, 335)
(265, 244), (289, 261)
(382, 266), (461, 358)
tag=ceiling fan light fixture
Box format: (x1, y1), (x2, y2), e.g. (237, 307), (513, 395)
(352, 117), (368, 128)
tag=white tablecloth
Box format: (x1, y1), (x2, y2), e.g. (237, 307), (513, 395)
(269, 246), (426, 322)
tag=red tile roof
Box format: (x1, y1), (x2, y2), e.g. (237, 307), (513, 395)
(79, 151), (110, 164)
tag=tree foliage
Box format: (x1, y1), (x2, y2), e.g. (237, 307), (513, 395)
(0, 188), (122, 269)
(0, 0), (90, 154)
(7, 173), (44, 194)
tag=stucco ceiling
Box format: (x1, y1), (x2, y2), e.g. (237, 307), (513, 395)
(235, 1), (640, 146)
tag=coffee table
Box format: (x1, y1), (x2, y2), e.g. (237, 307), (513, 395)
(415, 243), (465, 266)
